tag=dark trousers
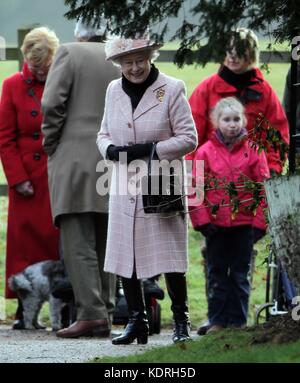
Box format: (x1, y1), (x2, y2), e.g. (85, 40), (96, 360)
(206, 225), (253, 327)
(59, 213), (116, 321)
(122, 272), (189, 321)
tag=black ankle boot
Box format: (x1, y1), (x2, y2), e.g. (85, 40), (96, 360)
(172, 307), (191, 343)
(165, 273), (191, 343)
(112, 311), (148, 345)
(112, 274), (149, 345)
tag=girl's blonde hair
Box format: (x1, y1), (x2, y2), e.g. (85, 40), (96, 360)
(21, 27), (59, 67)
(211, 97), (247, 128)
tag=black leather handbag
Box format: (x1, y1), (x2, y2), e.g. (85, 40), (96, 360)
(142, 143), (184, 214)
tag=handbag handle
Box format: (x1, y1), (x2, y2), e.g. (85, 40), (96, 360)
(148, 143), (157, 177)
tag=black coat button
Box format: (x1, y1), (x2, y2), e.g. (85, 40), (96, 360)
(27, 88), (35, 96)
(32, 132), (39, 140)
(33, 153), (41, 161)
(31, 109), (38, 117)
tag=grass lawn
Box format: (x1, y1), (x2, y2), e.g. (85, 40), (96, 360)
(0, 60), (290, 99)
(0, 162), (6, 184)
(0, 56), (294, 364)
(0, 58), (287, 329)
(92, 328), (300, 363)
(0, 61), (18, 95)
(156, 62), (289, 99)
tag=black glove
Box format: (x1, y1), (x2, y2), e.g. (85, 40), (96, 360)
(107, 143), (153, 163)
(123, 143), (153, 162)
(195, 223), (219, 239)
(253, 227), (266, 244)
(107, 145), (124, 161)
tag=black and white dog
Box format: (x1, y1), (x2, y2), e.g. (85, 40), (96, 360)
(9, 260), (66, 330)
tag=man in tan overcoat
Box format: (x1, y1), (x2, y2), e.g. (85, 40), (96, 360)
(41, 19), (119, 338)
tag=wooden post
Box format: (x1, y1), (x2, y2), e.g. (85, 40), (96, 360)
(17, 28), (31, 70)
(0, 184), (8, 196)
(264, 175), (300, 292)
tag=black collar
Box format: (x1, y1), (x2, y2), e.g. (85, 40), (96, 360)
(218, 65), (257, 91)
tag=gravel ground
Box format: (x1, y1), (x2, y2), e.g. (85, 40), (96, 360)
(0, 325), (197, 363)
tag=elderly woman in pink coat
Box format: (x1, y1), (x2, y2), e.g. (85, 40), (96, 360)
(97, 35), (198, 345)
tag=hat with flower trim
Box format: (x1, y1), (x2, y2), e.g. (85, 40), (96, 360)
(105, 35), (163, 61)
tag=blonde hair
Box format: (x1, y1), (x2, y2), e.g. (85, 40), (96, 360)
(211, 97), (247, 128)
(228, 27), (259, 67)
(21, 27), (59, 66)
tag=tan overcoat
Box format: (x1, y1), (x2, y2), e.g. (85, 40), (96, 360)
(41, 43), (119, 225)
(97, 73), (198, 279)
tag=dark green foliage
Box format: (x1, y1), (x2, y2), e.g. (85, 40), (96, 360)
(251, 113), (289, 161)
(64, 0), (300, 66)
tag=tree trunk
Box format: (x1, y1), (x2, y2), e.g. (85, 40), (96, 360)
(264, 174), (300, 292)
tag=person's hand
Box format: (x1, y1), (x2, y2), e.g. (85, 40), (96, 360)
(253, 227), (266, 244)
(195, 223), (219, 238)
(106, 145), (126, 161)
(107, 143), (154, 163)
(15, 181), (34, 196)
(124, 143), (153, 162)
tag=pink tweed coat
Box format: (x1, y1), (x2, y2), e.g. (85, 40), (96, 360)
(97, 72), (198, 279)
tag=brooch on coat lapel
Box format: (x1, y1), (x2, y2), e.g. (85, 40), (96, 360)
(156, 88), (165, 102)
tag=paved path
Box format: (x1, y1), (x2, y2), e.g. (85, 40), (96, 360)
(0, 325), (197, 363)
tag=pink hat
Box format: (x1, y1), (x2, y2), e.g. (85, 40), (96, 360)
(105, 36), (163, 61)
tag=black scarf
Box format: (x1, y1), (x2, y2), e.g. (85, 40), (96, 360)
(122, 64), (159, 110)
(218, 65), (257, 91)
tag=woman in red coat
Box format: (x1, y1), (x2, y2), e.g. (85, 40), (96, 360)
(187, 28), (289, 175)
(0, 27), (60, 328)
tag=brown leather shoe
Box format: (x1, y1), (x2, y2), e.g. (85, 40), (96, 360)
(56, 320), (110, 338)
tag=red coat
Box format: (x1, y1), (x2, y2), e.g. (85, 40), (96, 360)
(0, 63), (59, 298)
(189, 133), (270, 230)
(187, 68), (289, 174)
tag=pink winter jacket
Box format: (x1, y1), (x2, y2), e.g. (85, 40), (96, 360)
(189, 133), (270, 230)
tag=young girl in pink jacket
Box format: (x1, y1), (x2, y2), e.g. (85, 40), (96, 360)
(189, 97), (270, 333)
